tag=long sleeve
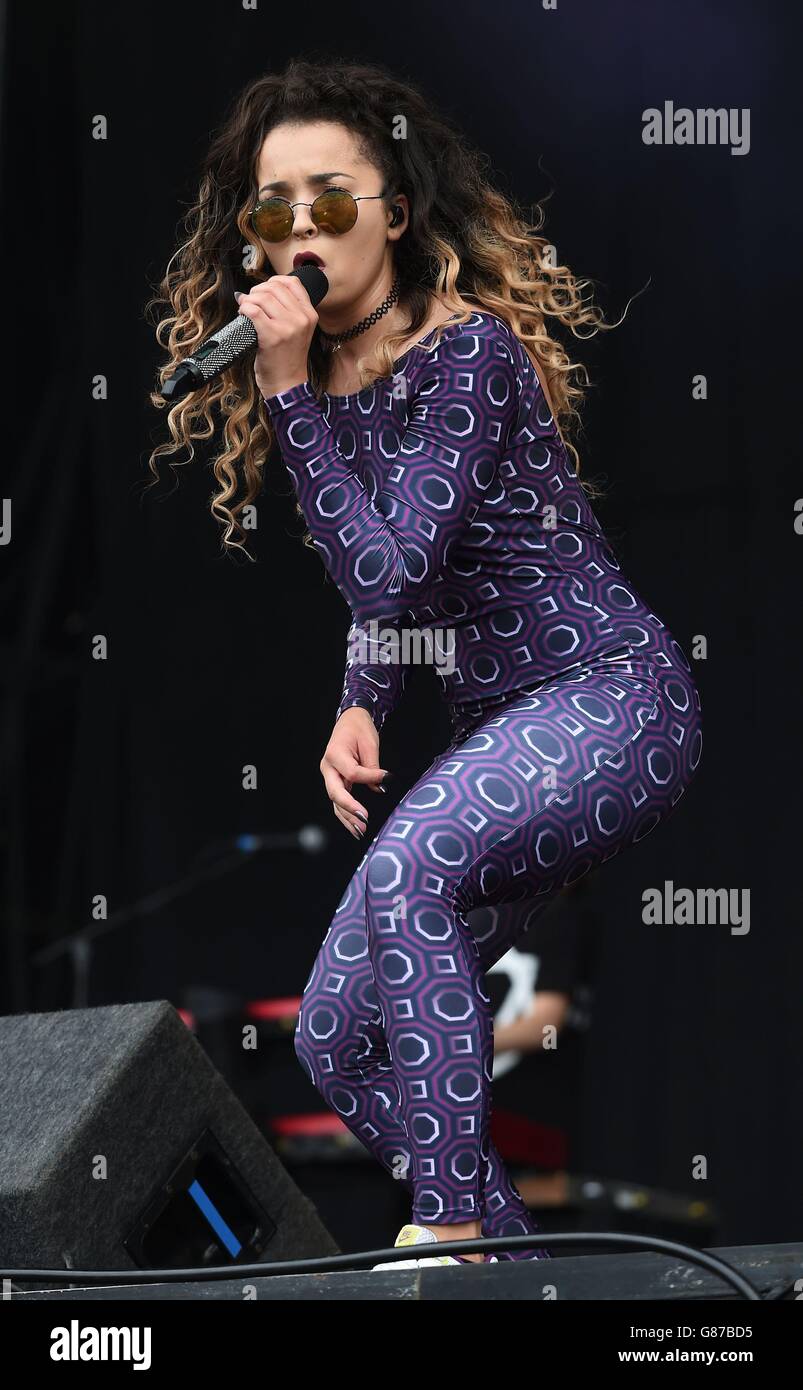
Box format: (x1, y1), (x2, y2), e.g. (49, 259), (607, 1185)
(262, 332), (520, 624)
(335, 609), (409, 732)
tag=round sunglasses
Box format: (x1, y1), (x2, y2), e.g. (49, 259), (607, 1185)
(250, 185), (389, 243)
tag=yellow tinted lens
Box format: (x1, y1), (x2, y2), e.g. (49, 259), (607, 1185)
(312, 189), (358, 233)
(251, 198), (293, 241)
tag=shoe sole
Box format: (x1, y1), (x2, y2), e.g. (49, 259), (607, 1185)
(371, 1255), (499, 1269)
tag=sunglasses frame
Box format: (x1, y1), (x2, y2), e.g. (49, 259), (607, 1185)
(250, 182), (391, 242)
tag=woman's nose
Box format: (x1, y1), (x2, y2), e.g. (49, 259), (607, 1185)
(291, 203), (317, 234)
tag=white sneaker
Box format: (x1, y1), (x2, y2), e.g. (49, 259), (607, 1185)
(372, 1223), (498, 1269)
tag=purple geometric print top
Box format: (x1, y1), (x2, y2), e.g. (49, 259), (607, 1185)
(263, 310), (691, 732)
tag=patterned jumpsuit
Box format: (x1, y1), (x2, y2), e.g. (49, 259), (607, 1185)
(262, 311), (703, 1259)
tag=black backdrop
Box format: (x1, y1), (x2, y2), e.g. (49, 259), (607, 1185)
(2, 0), (800, 1250)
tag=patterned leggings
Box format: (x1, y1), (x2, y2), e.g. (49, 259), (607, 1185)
(294, 645), (703, 1259)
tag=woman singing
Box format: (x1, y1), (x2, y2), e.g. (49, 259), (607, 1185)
(149, 58), (703, 1268)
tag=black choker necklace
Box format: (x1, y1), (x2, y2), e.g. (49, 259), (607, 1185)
(318, 275), (402, 353)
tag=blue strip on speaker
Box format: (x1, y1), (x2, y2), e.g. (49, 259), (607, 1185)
(187, 1179), (242, 1257)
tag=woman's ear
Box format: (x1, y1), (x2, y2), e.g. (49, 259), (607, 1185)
(387, 194), (409, 237)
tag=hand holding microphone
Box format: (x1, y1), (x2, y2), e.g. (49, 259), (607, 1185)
(235, 273), (319, 400)
(159, 262), (329, 401)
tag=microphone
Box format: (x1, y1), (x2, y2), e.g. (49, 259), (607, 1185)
(160, 262), (329, 401)
(233, 825), (329, 854)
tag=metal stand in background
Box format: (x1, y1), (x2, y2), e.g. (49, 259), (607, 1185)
(30, 827), (327, 1009)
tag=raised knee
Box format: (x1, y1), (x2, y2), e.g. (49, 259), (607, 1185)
(364, 840), (424, 930)
(293, 996), (373, 1091)
(292, 999), (330, 1087)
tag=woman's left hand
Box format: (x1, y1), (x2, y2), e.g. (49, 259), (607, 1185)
(236, 274), (318, 399)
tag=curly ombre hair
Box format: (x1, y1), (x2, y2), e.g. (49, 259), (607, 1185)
(146, 55), (621, 558)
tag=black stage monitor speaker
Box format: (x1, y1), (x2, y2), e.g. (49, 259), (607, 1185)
(0, 1000), (339, 1279)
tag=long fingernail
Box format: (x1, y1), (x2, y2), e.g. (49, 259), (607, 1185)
(234, 291), (243, 303)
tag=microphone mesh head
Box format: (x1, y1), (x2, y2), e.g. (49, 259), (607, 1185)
(291, 262), (329, 307)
